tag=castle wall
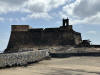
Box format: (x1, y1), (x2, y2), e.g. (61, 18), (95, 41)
(58, 31), (75, 45)
(12, 25), (30, 31)
(5, 31), (31, 53)
(5, 24), (82, 53)
(74, 33), (82, 45)
(0, 50), (49, 68)
(42, 30), (59, 45)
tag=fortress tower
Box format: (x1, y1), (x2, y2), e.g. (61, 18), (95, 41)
(63, 18), (69, 26)
(5, 19), (82, 53)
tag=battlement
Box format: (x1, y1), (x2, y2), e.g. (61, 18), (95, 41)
(11, 25), (30, 31)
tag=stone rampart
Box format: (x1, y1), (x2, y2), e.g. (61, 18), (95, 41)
(5, 19), (82, 53)
(0, 50), (49, 68)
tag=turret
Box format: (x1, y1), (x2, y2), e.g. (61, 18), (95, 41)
(63, 18), (69, 27)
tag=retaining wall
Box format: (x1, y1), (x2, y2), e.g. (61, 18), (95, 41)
(0, 50), (49, 68)
(50, 52), (100, 58)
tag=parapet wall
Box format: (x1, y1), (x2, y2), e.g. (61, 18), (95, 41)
(12, 25), (30, 31)
(0, 50), (49, 68)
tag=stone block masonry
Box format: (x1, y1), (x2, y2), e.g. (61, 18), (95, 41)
(5, 18), (82, 53)
(0, 50), (49, 68)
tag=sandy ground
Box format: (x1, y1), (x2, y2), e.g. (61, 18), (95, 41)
(1, 57), (100, 75)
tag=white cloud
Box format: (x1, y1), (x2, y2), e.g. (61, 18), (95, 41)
(62, 0), (80, 17)
(1, 0), (100, 24)
(0, 0), (68, 19)
(0, 0), (27, 14)
(61, 0), (100, 25)
(73, 0), (100, 18)
(28, 13), (52, 19)
(23, 0), (69, 19)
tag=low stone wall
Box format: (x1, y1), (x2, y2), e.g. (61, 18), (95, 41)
(50, 52), (100, 58)
(0, 50), (49, 68)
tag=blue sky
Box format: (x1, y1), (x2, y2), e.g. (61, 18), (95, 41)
(0, 0), (100, 52)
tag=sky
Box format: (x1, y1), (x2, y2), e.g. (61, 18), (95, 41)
(0, 0), (100, 52)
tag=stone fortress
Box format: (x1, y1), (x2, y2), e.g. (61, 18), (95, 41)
(5, 18), (82, 53)
(0, 18), (100, 68)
